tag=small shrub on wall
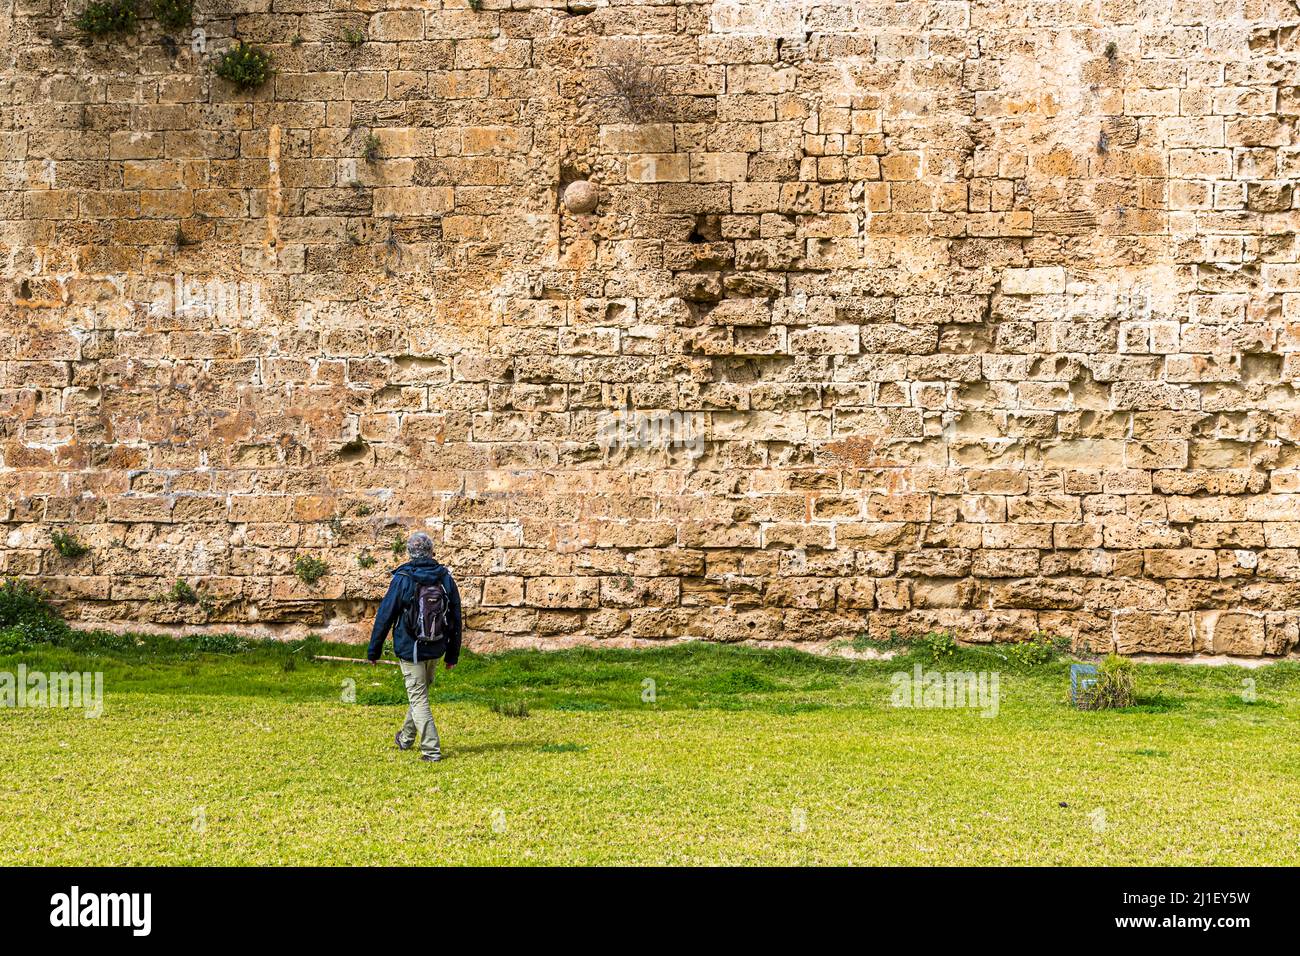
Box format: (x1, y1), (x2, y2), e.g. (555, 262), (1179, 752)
(603, 50), (670, 122)
(294, 555), (329, 586)
(151, 0), (192, 30)
(50, 529), (89, 559)
(76, 0), (138, 35)
(214, 41), (273, 91)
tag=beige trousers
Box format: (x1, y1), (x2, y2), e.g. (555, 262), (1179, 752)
(397, 659), (441, 758)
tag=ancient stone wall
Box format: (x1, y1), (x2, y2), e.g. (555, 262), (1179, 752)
(3, 0), (1300, 655)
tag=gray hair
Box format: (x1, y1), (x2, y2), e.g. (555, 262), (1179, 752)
(406, 531), (434, 560)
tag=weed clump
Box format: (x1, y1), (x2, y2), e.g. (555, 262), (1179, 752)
(164, 579), (199, 604)
(0, 579), (70, 646)
(539, 742), (587, 753)
(50, 529), (89, 559)
(294, 555), (329, 585)
(917, 631), (958, 663)
(76, 0), (137, 36)
(840, 629), (961, 663)
(1001, 632), (1069, 670)
(603, 50), (671, 122)
(151, 0), (192, 30)
(1077, 654), (1136, 710)
(214, 42), (274, 91)
(491, 699), (530, 719)
(0, 628), (32, 654)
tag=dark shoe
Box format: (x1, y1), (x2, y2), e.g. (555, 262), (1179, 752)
(420, 754), (442, 762)
(395, 732), (412, 751)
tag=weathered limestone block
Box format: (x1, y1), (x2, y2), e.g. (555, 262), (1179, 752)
(525, 577), (600, 610)
(1144, 548), (1219, 579)
(1115, 612), (1194, 655)
(898, 549), (972, 578)
(1194, 611), (1267, 656)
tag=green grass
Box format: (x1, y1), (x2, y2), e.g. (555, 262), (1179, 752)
(2, 636), (1298, 864)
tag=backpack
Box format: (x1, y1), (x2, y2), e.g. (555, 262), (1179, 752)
(401, 573), (449, 661)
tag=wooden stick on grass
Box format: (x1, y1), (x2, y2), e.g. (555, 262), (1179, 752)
(312, 654), (401, 666)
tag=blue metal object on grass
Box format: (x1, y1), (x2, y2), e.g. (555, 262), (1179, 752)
(1070, 663), (1098, 706)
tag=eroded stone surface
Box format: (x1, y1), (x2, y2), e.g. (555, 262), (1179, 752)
(3, 1), (1300, 655)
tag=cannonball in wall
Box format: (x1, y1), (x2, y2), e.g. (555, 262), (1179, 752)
(562, 180), (599, 214)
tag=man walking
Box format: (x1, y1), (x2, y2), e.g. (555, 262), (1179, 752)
(367, 532), (463, 762)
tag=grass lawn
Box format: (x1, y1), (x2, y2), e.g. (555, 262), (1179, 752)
(1, 635), (1298, 865)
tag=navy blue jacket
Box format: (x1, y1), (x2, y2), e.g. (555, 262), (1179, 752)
(367, 559), (463, 664)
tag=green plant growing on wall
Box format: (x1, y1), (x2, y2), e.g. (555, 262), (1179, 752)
(214, 41), (274, 91)
(468, 0), (484, 10)
(159, 580), (214, 616)
(76, 0), (138, 36)
(357, 550), (377, 569)
(151, 0), (192, 30)
(342, 27), (365, 48)
(164, 579), (199, 604)
(390, 534), (407, 557)
(294, 555), (329, 585)
(361, 133), (381, 163)
(50, 530), (89, 560)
